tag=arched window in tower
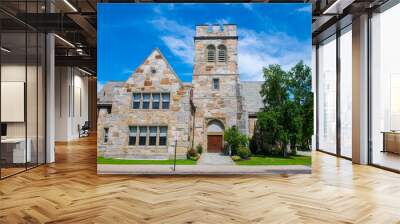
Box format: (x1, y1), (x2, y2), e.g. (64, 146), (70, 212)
(218, 45), (227, 63)
(207, 45), (216, 62)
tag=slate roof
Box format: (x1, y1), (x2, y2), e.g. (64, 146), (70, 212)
(240, 81), (264, 114)
(98, 81), (124, 103)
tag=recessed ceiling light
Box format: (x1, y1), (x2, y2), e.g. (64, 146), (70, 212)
(63, 0), (78, 12)
(1, 47), (11, 53)
(78, 67), (93, 76)
(54, 34), (75, 48)
(322, 0), (354, 15)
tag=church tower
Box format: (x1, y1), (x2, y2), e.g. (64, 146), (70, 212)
(192, 24), (242, 153)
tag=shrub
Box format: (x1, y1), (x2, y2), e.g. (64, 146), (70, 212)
(231, 155), (241, 161)
(189, 155), (199, 161)
(237, 146), (251, 159)
(196, 144), (203, 154)
(187, 148), (197, 159)
(224, 126), (248, 155)
(249, 136), (257, 155)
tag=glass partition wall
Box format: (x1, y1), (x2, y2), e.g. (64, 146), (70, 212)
(317, 35), (337, 155)
(370, 3), (400, 171)
(316, 24), (353, 159)
(0, 2), (46, 179)
(339, 26), (352, 159)
(316, 1), (400, 172)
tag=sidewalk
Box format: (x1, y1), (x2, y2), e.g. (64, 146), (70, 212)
(97, 164), (311, 175)
(197, 153), (235, 166)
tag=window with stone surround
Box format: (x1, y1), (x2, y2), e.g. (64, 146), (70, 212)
(207, 45), (216, 62)
(159, 126), (168, 146)
(149, 126), (157, 145)
(104, 128), (109, 143)
(133, 93), (141, 109)
(142, 93), (150, 109)
(152, 93), (160, 109)
(213, 78), (220, 90)
(128, 126), (168, 147)
(132, 92), (169, 110)
(162, 93), (170, 109)
(218, 45), (227, 62)
(129, 126), (137, 145)
(139, 126), (147, 146)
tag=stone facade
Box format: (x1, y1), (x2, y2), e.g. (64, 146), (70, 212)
(98, 49), (193, 159)
(192, 24), (244, 149)
(98, 24), (263, 160)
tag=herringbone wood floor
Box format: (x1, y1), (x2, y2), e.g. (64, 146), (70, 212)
(1, 135), (400, 224)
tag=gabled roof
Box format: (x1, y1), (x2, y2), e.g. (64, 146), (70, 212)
(240, 81), (264, 113)
(129, 48), (184, 86)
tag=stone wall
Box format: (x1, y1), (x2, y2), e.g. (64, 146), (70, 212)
(97, 24), (257, 159)
(195, 24), (237, 38)
(97, 49), (193, 160)
(192, 24), (243, 150)
(98, 81), (124, 104)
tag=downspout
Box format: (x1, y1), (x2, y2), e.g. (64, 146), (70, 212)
(191, 103), (196, 150)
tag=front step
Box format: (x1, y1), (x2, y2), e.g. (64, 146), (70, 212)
(109, 153), (187, 160)
(114, 154), (170, 160)
(197, 153), (235, 166)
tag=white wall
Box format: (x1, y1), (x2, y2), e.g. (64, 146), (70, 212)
(370, 3), (400, 159)
(1, 63), (47, 164)
(55, 67), (89, 141)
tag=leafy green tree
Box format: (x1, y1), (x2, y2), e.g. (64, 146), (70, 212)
(260, 64), (288, 110)
(255, 65), (290, 156)
(253, 110), (286, 155)
(301, 92), (314, 150)
(252, 61), (313, 156)
(288, 61), (313, 150)
(224, 126), (248, 155)
(288, 61), (312, 103)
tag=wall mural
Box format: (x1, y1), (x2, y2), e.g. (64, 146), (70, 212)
(97, 3), (313, 174)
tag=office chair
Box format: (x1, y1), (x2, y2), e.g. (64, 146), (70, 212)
(79, 121), (90, 138)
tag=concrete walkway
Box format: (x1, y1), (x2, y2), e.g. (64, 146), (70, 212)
(197, 153), (235, 166)
(97, 164), (311, 175)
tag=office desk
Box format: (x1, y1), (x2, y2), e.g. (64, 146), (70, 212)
(382, 131), (400, 154)
(1, 138), (31, 163)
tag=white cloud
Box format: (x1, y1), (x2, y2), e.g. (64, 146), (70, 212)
(150, 17), (194, 65)
(296, 5), (312, 13)
(214, 18), (229, 25)
(238, 28), (311, 81)
(160, 36), (193, 64)
(148, 17), (311, 82)
(153, 6), (161, 14)
(153, 3), (176, 14)
(167, 4), (175, 11)
(242, 3), (253, 11)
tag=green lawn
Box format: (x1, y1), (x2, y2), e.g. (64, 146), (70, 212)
(235, 155), (311, 166)
(97, 157), (197, 165)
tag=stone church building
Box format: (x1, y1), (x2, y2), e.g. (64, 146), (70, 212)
(97, 24), (263, 160)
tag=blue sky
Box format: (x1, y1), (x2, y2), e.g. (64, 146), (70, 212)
(98, 3), (311, 89)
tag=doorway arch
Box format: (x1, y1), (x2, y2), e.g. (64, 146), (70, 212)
(206, 119), (224, 153)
